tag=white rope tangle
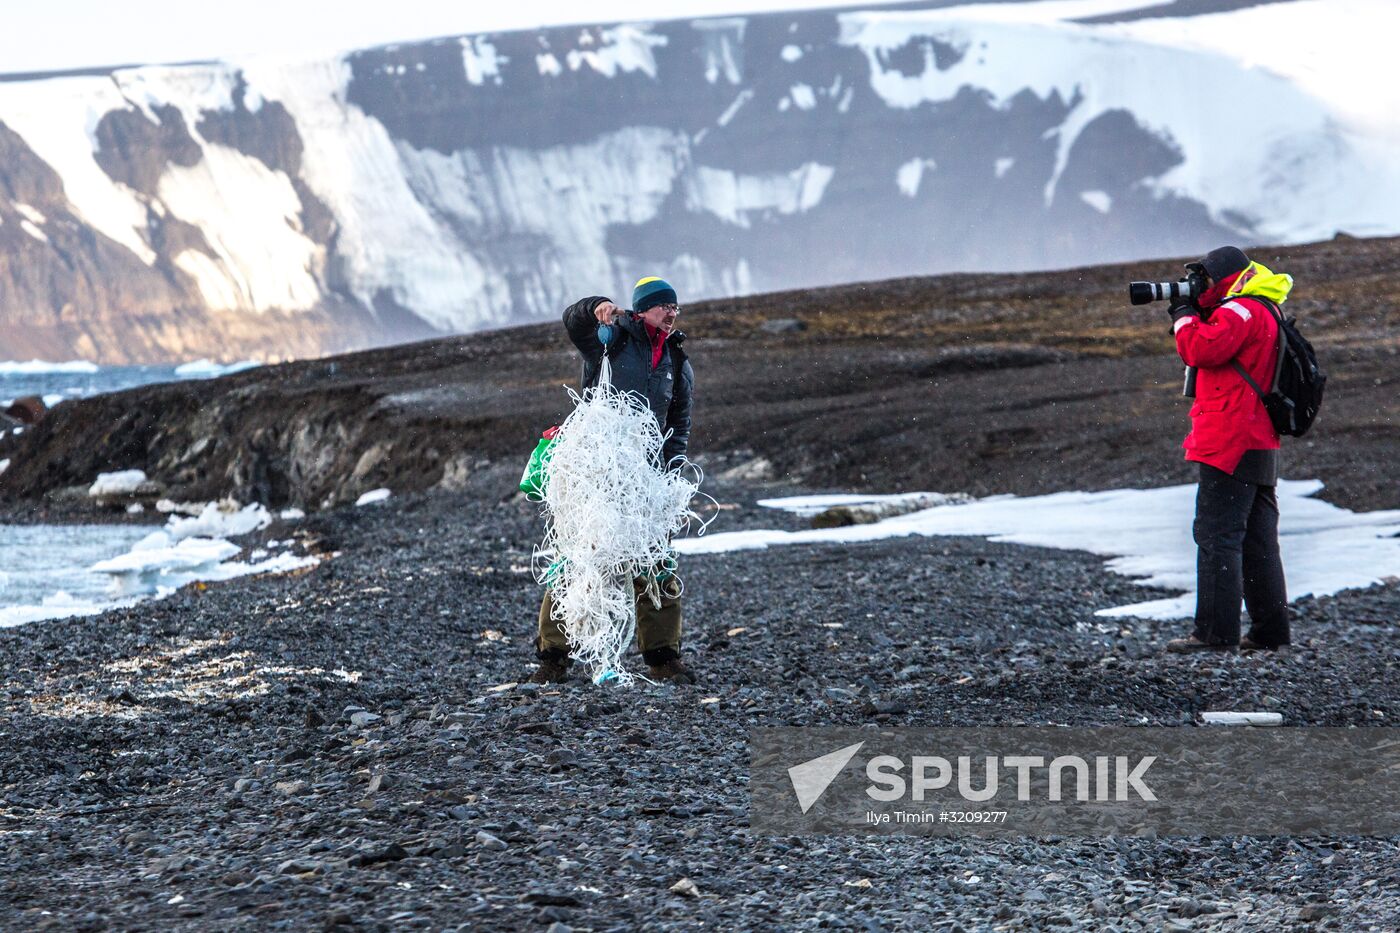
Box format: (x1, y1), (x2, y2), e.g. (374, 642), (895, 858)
(533, 353), (713, 684)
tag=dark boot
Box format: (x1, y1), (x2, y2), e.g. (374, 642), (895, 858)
(1166, 634), (1238, 654)
(1240, 635), (1289, 654)
(528, 646), (572, 684)
(643, 647), (696, 685)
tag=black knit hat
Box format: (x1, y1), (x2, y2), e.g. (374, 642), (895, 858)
(1201, 246), (1250, 281)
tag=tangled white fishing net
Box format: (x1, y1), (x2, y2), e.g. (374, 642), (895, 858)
(534, 356), (709, 683)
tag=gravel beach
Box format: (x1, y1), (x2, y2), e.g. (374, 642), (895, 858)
(2, 478), (1397, 931)
(2, 237), (1398, 929)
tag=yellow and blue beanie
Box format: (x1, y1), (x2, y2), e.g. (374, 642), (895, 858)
(632, 276), (677, 313)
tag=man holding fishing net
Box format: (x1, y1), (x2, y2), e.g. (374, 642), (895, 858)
(527, 276), (698, 685)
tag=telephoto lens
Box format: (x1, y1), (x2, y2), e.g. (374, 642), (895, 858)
(1128, 279), (1194, 305)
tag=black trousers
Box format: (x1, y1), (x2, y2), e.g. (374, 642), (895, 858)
(1193, 464), (1290, 646)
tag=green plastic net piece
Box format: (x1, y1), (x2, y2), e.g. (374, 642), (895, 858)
(518, 427), (559, 501)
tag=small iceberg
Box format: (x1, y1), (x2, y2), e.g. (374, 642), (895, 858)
(0, 359), (99, 374)
(173, 359), (262, 378)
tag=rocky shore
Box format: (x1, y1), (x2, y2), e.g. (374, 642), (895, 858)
(4, 235), (1399, 517)
(2, 236), (1399, 929)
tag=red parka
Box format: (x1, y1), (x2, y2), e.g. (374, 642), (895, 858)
(1173, 271), (1281, 474)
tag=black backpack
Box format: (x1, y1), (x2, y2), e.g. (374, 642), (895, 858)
(1229, 296), (1326, 437)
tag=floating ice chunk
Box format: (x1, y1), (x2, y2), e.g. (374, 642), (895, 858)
(789, 84), (817, 110)
(173, 358), (262, 377)
(166, 502), (271, 541)
(782, 45), (804, 62)
(355, 488), (391, 507)
(0, 360), (98, 374)
(995, 157), (1015, 178)
(89, 470), (148, 497)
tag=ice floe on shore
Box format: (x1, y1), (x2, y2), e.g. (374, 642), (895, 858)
(88, 469), (149, 497)
(1, 500), (317, 627)
(676, 481), (1400, 620)
(92, 502), (317, 598)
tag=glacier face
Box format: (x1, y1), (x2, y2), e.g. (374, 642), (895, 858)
(0, 0), (1396, 362)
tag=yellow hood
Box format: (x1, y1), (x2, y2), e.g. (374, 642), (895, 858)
(1227, 261), (1293, 304)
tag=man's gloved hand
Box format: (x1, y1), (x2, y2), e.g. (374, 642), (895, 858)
(1167, 297), (1199, 329)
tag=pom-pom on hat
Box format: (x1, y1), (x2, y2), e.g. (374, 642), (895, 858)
(633, 276), (677, 313)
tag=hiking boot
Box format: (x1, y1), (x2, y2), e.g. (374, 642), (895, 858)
(1165, 634), (1238, 654)
(647, 657), (696, 685)
(1240, 636), (1290, 654)
(528, 649), (572, 684)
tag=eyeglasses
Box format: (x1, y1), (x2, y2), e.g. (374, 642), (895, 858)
(654, 303), (682, 315)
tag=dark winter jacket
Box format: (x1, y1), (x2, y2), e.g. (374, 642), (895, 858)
(562, 296), (694, 466)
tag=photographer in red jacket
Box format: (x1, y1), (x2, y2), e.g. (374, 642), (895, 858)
(1165, 246), (1291, 654)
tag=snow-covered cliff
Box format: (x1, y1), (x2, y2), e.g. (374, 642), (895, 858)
(1, 0), (1395, 362)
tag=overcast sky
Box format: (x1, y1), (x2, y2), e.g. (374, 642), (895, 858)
(1, 0), (912, 74)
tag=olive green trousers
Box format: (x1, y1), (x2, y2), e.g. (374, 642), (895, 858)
(537, 575), (682, 657)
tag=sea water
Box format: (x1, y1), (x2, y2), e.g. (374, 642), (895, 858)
(1, 358), (263, 627)
(0, 523), (154, 627)
(0, 358), (259, 409)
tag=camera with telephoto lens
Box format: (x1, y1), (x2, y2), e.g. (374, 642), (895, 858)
(1128, 262), (1208, 306)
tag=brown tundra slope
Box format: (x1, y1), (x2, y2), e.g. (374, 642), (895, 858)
(2, 234), (1397, 515)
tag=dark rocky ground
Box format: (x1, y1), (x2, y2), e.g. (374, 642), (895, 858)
(1, 477), (1397, 931)
(1, 235), (1398, 929)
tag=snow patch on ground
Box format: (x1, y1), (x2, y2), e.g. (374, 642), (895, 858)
(896, 157), (937, 197)
(678, 480), (1400, 620)
(158, 144), (324, 313)
(1080, 189), (1112, 213)
(460, 37), (506, 85)
(240, 57), (496, 332)
(566, 25), (668, 79)
(355, 488), (391, 507)
(0, 76), (156, 263)
(789, 84), (816, 110)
